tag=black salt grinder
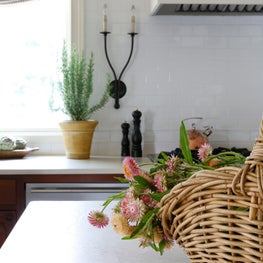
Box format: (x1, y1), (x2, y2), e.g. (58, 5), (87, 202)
(121, 122), (130, 156)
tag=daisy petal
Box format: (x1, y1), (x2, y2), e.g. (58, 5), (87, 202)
(88, 210), (109, 228)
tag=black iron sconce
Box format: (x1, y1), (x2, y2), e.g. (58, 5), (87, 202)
(100, 4), (138, 109)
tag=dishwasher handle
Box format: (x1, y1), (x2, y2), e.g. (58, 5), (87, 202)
(30, 187), (127, 194)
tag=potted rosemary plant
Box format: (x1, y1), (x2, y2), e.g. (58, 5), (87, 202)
(51, 43), (110, 159)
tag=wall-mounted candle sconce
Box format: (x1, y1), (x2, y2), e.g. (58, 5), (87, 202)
(100, 4), (138, 109)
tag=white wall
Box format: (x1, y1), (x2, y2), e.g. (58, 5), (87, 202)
(84, 0), (263, 156)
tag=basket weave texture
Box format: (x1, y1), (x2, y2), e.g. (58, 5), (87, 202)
(159, 120), (263, 263)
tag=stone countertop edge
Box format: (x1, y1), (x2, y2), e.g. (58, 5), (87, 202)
(0, 155), (151, 175)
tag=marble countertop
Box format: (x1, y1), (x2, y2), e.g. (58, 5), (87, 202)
(0, 156), (151, 175)
(0, 201), (190, 263)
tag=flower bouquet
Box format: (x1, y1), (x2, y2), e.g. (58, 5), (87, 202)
(88, 121), (245, 255)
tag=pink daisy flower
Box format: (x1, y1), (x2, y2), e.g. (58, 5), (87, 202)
(121, 196), (146, 223)
(153, 173), (167, 193)
(140, 189), (158, 208)
(88, 210), (109, 228)
(122, 156), (141, 181)
(198, 143), (212, 161)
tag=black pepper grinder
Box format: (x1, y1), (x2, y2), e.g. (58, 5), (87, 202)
(121, 122), (130, 156)
(131, 109), (142, 157)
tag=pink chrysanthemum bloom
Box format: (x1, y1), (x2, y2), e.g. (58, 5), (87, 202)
(122, 156), (141, 181)
(125, 187), (136, 200)
(153, 172), (167, 193)
(140, 189), (158, 207)
(198, 143), (213, 161)
(120, 189), (135, 214)
(88, 210), (109, 228)
(121, 196), (146, 223)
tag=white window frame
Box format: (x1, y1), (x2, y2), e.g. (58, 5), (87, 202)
(70, 0), (84, 53)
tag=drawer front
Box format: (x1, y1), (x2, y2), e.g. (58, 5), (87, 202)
(0, 180), (16, 205)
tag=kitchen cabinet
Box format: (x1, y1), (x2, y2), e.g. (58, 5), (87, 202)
(0, 156), (149, 247)
(0, 179), (22, 247)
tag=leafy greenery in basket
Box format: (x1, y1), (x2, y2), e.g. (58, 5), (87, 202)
(50, 42), (111, 121)
(88, 121), (245, 255)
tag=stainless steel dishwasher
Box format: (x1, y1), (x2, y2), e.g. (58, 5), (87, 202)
(26, 183), (128, 205)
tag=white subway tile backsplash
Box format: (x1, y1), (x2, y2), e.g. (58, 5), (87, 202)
(227, 37), (251, 48)
(204, 37), (228, 48)
(67, 0), (263, 157)
(239, 25), (263, 36)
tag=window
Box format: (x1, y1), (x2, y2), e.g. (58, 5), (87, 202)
(0, 0), (83, 131)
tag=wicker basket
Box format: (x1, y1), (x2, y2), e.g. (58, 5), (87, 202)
(159, 120), (263, 263)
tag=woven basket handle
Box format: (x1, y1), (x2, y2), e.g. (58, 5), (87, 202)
(232, 119), (263, 198)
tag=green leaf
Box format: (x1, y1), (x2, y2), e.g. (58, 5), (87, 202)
(149, 190), (169, 202)
(102, 191), (126, 210)
(114, 176), (129, 183)
(128, 209), (159, 238)
(180, 121), (193, 164)
(122, 235), (137, 240)
(158, 239), (167, 255)
(150, 242), (159, 252)
(149, 162), (167, 175)
(133, 175), (155, 191)
(158, 152), (169, 161)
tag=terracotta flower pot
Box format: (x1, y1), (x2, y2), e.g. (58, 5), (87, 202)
(59, 120), (98, 159)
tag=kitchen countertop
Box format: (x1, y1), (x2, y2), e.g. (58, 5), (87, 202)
(0, 156), (151, 175)
(0, 201), (190, 263)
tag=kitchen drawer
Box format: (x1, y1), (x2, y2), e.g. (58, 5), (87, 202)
(0, 210), (17, 247)
(0, 180), (16, 205)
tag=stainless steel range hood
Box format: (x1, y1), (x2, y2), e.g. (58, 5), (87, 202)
(151, 0), (263, 15)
